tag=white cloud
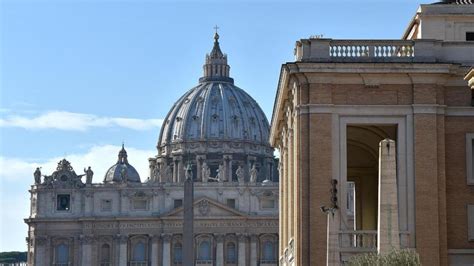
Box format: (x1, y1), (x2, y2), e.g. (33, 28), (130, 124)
(0, 144), (155, 251)
(0, 111), (163, 131)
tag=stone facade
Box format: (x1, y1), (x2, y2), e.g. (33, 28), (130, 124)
(25, 33), (279, 266)
(270, 2), (474, 266)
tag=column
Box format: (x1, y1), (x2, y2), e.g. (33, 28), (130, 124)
(377, 139), (400, 254)
(227, 156), (233, 182)
(148, 158), (156, 182)
(118, 235), (128, 266)
(196, 156), (203, 181)
(215, 234), (225, 266)
(177, 156), (184, 182)
(161, 234), (172, 266)
(173, 159), (178, 183)
(80, 235), (93, 266)
(250, 235), (258, 266)
(237, 234), (247, 266)
(151, 235), (160, 266)
(35, 236), (49, 266)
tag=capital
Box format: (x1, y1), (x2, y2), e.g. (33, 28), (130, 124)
(236, 233), (247, 242)
(161, 233), (173, 242)
(214, 233), (226, 242)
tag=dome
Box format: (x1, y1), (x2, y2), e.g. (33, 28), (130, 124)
(157, 32), (270, 151)
(151, 31), (277, 185)
(104, 144), (141, 183)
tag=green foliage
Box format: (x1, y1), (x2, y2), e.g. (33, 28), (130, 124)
(0, 251), (27, 263)
(348, 249), (421, 266)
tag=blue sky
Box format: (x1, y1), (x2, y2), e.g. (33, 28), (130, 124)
(0, 0), (432, 252)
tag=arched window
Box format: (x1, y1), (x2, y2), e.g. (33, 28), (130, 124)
(132, 242), (146, 262)
(173, 243), (182, 263)
(263, 241), (275, 261)
(100, 244), (111, 265)
(198, 240), (211, 260)
(226, 242), (236, 263)
(55, 244), (69, 265)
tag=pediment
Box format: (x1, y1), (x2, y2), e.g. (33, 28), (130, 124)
(163, 197), (247, 218)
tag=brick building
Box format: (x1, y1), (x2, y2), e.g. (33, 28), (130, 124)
(270, 1), (474, 265)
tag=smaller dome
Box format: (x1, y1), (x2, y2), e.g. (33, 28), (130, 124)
(104, 144), (141, 183)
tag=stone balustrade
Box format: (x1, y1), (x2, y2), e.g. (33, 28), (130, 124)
(339, 230), (377, 252)
(295, 38), (474, 64)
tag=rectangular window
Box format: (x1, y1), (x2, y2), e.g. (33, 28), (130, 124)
(469, 205), (474, 241)
(226, 199), (236, 209)
(261, 199), (275, 209)
(467, 32), (474, 41)
(57, 194), (71, 211)
(466, 133), (474, 185)
(101, 199), (112, 212)
(174, 199), (183, 208)
(132, 199), (148, 210)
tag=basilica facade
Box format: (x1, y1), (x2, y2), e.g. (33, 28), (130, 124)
(25, 33), (279, 266)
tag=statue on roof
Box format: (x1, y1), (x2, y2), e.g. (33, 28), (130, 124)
(84, 166), (93, 185)
(34, 167), (42, 185)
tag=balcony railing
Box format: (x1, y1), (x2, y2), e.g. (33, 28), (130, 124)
(295, 38), (474, 64)
(329, 40), (414, 59)
(339, 230), (377, 252)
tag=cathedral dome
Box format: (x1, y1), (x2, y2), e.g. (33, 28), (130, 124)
(104, 144), (141, 183)
(157, 33), (270, 151)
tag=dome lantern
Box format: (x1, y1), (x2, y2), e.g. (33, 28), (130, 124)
(199, 27), (233, 84)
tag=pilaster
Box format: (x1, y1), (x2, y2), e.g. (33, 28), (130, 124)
(237, 233), (247, 266)
(151, 235), (160, 266)
(161, 233), (172, 266)
(250, 235), (258, 266)
(215, 234), (225, 266)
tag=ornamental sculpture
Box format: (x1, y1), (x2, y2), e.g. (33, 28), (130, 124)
(34, 167), (42, 185)
(236, 165), (245, 184)
(202, 162), (210, 182)
(84, 166), (94, 185)
(249, 164), (258, 183)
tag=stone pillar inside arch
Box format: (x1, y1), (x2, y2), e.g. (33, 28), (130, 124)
(161, 234), (172, 266)
(377, 139), (400, 254)
(215, 234), (225, 266)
